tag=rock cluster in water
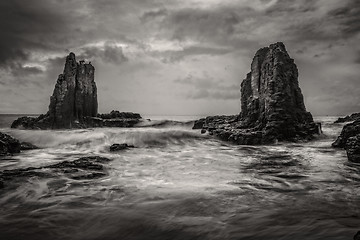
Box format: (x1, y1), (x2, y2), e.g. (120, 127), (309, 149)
(11, 53), (142, 129)
(109, 143), (134, 151)
(0, 132), (38, 156)
(0, 132), (20, 156)
(335, 113), (360, 123)
(333, 113), (360, 163)
(193, 42), (321, 144)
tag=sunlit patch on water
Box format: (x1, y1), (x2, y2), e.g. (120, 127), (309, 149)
(0, 116), (359, 239)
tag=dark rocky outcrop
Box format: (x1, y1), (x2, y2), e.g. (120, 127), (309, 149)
(333, 120), (360, 163)
(11, 53), (142, 129)
(98, 110), (141, 120)
(0, 132), (21, 156)
(335, 113), (360, 123)
(12, 112), (142, 129)
(193, 42), (321, 144)
(11, 114), (53, 129)
(80, 111), (142, 128)
(110, 143), (134, 151)
(332, 120), (360, 148)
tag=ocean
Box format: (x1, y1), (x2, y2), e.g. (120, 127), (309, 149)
(0, 114), (359, 240)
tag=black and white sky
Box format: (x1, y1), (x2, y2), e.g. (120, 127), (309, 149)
(0, 0), (359, 116)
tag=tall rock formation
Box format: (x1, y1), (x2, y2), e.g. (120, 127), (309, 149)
(193, 42), (320, 144)
(48, 53), (97, 128)
(239, 42), (317, 142)
(11, 53), (142, 129)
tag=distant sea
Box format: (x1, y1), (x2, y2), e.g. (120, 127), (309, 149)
(0, 114), (359, 240)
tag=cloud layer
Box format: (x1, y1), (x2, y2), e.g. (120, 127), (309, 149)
(0, 0), (359, 116)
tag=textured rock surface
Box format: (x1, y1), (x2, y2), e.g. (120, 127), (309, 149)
(193, 42), (320, 144)
(333, 120), (360, 163)
(345, 135), (360, 163)
(335, 113), (360, 123)
(0, 132), (21, 156)
(332, 120), (360, 148)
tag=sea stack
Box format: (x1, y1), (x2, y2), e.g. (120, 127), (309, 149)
(11, 53), (142, 129)
(48, 53), (97, 128)
(193, 42), (320, 144)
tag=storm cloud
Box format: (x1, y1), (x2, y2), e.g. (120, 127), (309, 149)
(0, 0), (359, 115)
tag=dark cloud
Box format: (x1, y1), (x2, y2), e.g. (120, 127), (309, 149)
(327, 0), (360, 37)
(0, 0), (359, 115)
(0, 0), (90, 74)
(159, 6), (251, 43)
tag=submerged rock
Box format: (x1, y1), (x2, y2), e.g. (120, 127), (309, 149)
(333, 120), (360, 163)
(335, 113), (360, 123)
(20, 142), (39, 150)
(109, 143), (134, 151)
(0, 132), (21, 156)
(11, 54), (142, 129)
(47, 156), (111, 171)
(0, 156), (112, 188)
(193, 42), (320, 144)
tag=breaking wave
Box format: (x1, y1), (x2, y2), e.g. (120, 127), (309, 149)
(2, 127), (206, 150)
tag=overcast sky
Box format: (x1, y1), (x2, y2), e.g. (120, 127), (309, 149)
(0, 0), (359, 116)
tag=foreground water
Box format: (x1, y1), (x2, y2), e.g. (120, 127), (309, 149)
(0, 115), (359, 240)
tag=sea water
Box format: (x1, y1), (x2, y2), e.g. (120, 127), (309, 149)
(0, 115), (359, 240)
